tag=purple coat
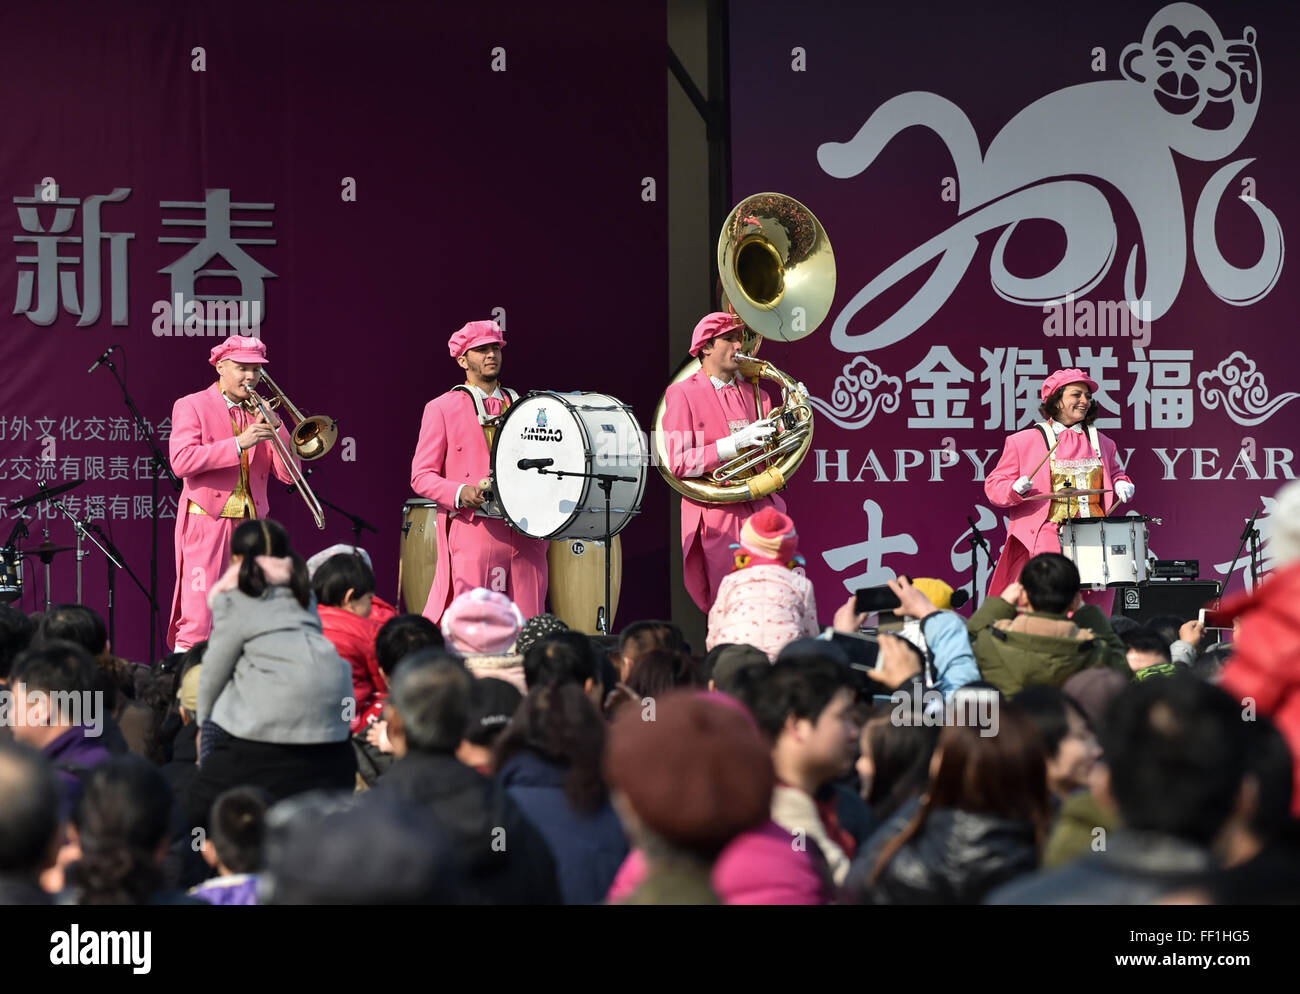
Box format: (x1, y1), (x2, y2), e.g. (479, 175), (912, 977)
(45, 725), (112, 816)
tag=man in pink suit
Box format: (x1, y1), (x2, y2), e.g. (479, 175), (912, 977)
(985, 368), (1137, 613)
(662, 312), (789, 613)
(167, 336), (299, 650)
(409, 320), (548, 624)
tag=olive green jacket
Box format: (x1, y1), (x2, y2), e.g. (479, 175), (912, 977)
(967, 597), (1130, 696)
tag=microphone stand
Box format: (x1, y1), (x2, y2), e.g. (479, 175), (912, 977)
(1215, 505), (1261, 605)
(98, 351), (180, 662)
(531, 465), (637, 634)
(966, 514), (991, 613)
(291, 470), (377, 543)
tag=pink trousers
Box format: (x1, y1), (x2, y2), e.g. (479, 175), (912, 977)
(446, 514), (548, 618)
(168, 510), (239, 651)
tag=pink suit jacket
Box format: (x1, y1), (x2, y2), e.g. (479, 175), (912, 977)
(410, 389), (494, 621)
(170, 382), (297, 516)
(661, 370), (785, 609)
(985, 424), (1132, 562)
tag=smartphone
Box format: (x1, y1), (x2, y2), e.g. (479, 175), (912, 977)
(855, 578), (910, 614)
(1198, 607), (1233, 631)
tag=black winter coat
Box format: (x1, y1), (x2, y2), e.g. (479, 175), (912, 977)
(373, 750), (561, 905)
(847, 799), (1038, 904)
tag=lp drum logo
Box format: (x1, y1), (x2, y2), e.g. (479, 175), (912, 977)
(571, 541), (585, 556)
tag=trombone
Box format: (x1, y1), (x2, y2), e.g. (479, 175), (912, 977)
(244, 369), (339, 530)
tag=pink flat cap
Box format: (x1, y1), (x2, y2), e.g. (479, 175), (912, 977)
(689, 311), (744, 357)
(441, 587), (525, 655)
(208, 335), (268, 366)
(1041, 367), (1099, 401)
(448, 320), (507, 359)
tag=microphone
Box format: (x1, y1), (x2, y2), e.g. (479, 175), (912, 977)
(87, 344), (120, 374)
(518, 458), (554, 471)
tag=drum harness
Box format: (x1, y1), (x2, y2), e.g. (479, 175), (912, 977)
(453, 385), (518, 519)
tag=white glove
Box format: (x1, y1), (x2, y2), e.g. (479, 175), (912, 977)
(794, 381), (809, 399)
(1115, 480), (1135, 502)
(1012, 475), (1033, 496)
(717, 419), (776, 462)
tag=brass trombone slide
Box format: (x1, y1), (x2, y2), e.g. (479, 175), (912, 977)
(244, 369), (338, 530)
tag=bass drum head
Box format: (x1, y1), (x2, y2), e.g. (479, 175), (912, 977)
(492, 393), (588, 539)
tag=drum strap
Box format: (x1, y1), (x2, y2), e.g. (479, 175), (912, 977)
(454, 385), (519, 448)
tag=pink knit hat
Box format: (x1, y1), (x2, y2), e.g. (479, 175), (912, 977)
(1041, 367), (1099, 401)
(440, 588), (525, 655)
(737, 507), (798, 566)
(448, 320), (507, 359)
(689, 311), (744, 357)
(208, 335), (267, 366)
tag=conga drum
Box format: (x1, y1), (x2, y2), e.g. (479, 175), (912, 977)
(399, 498), (439, 615)
(547, 536), (622, 635)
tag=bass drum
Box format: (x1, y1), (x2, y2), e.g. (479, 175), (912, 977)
(491, 391), (646, 540)
(399, 498), (439, 614)
(548, 536), (622, 635)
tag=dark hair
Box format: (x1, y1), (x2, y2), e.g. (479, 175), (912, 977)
(209, 786), (271, 874)
(33, 603), (108, 657)
(0, 742), (61, 875)
(1245, 716), (1294, 843)
(1125, 628), (1173, 663)
(1108, 615), (1141, 639)
(67, 756), (174, 904)
(1144, 614), (1184, 649)
(0, 605), (35, 680)
(375, 614), (443, 677)
(753, 656), (857, 740)
(463, 677), (523, 747)
(1038, 384), (1098, 424)
(618, 620), (684, 666)
(1191, 643), (1232, 682)
(388, 654), (473, 753)
(870, 701), (1050, 886)
(493, 682), (609, 814)
(11, 641), (100, 696)
(230, 519), (311, 609)
(1102, 677), (1251, 845)
(1020, 553), (1080, 615)
(311, 553), (376, 608)
(862, 713), (940, 824)
(625, 649), (699, 700)
(1013, 685), (1090, 758)
(524, 630), (599, 689)
(699, 644), (736, 685)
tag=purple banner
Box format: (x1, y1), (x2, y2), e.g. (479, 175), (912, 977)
(731, 1), (1296, 609)
(0, 1), (669, 659)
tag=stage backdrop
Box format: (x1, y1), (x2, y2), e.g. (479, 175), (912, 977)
(0, 0), (669, 661)
(731, 0), (1296, 612)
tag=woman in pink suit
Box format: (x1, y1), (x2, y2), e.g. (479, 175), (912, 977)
(662, 312), (788, 613)
(985, 368), (1136, 612)
(409, 320), (548, 625)
(167, 336), (299, 651)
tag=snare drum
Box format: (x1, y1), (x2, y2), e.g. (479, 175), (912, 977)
(0, 548), (22, 604)
(1059, 516), (1150, 587)
(491, 391), (647, 540)
(399, 498), (439, 614)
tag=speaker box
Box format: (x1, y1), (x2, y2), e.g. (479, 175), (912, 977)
(1115, 581), (1221, 624)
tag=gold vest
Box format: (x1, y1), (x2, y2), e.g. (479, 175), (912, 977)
(190, 405), (256, 519)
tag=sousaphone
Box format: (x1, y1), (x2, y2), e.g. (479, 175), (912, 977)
(652, 192), (835, 503)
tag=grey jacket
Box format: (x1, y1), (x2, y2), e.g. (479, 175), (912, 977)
(197, 587), (353, 745)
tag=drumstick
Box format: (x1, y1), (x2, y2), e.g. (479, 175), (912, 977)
(1025, 434), (1059, 482)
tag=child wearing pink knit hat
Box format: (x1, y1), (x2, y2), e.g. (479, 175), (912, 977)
(706, 508), (819, 662)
